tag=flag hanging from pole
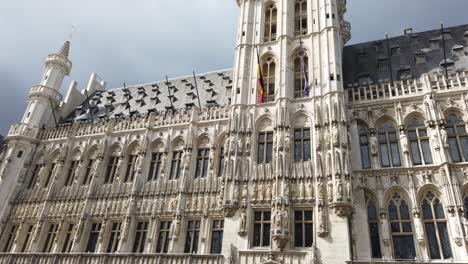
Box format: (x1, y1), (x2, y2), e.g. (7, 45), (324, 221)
(256, 49), (265, 103)
(299, 40), (309, 96)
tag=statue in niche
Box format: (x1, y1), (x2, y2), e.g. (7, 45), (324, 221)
(242, 184), (248, 201)
(369, 135), (378, 156)
(424, 93), (438, 121)
(299, 180), (305, 199)
(306, 180), (313, 199)
(251, 183), (258, 201)
(326, 153), (332, 176)
(284, 130), (291, 152)
(283, 210), (289, 234)
(239, 209), (247, 234)
(233, 184), (239, 202)
(317, 178), (324, 199)
(332, 124), (339, 147)
(258, 182), (264, 201)
(275, 209), (283, 234)
(316, 129), (322, 150)
(266, 183), (272, 201)
(440, 127), (448, 148)
(345, 176), (351, 201)
(324, 128), (331, 149)
(432, 132), (441, 151)
(327, 177), (333, 202)
(283, 182), (290, 198)
(336, 179), (344, 201)
(400, 132), (409, 154)
(316, 154), (323, 176)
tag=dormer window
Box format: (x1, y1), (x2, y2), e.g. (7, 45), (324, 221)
(430, 37), (441, 49)
(377, 56), (388, 72)
(451, 45), (464, 57)
(391, 44), (401, 56)
(414, 50), (426, 64)
(397, 66), (412, 80)
(440, 59), (455, 69)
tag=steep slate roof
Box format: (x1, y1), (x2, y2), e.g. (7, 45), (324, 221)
(343, 24), (468, 88)
(65, 24), (468, 123)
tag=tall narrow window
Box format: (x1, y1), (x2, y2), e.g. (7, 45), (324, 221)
(195, 148), (210, 178)
(253, 211), (271, 247)
(446, 114), (468, 162)
(367, 200), (382, 258)
(132, 221), (149, 253)
(294, 0), (308, 36)
(388, 192), (415, 260)
(294, 210), (313, 248)
(65, 161), (79, 186)
(378, 123), (401, 167)
(169, 151), (183, 179)
(359, 125), (371, 169)
(210, 220), (224, 254)
(44, 163), (57, 188)
(217, 147), (225, 177)
(148, 152), (163, 181)
(407, 118), (433, 165)
(294, 128), (311, 162)
(184, 220), (201, 253)
(43, 224), (59, 253)
(156, 221), (172, 253)
(85, 223), (101, 253)
(264, 4), (277, 42)
(258, 132), (274, 164)
(124, 154), (138, 182)
(61, 223), (74, 253)
(3, 225), (18, 252)
(464, 193), (468, 219)
(28, 164), (41, 189)
(421, 191), (452, 259)
(106, 222), (122, 253)
(20, 225), (34, 252)
(294, 54), (309, 98)
(105, 157), (120, 184)
(82, 159), (94, 185)
(262, 57), (276, 102)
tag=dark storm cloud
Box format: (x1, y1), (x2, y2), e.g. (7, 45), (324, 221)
(0, 0), (467, 135)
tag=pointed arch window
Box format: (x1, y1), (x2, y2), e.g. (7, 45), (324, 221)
(367, 199), (382, 258)
(378, 123), (401, 167)
(262, 57), (276, 103)
(264, 3), (277, 42)
(388, 192), (416, 260)
(421, 191), (452, 259)
(407, 118), (433, 165)
(294, 52), (309, 98)
(294, 0), (308, 36)
(446, 114), (468, 162)
(359, 124), (371, 169)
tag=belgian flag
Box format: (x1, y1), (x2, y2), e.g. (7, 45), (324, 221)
(256, 49), (265, 103)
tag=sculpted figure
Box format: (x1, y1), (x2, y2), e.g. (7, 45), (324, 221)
(370, 136), (378, 156)
(400, 132), (409, 154)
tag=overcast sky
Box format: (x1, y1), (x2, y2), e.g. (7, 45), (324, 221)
(1, 0), (468, 135)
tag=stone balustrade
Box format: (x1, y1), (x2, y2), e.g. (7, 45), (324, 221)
(7, 123), (39, 140)
(348, 260), (467, 264)
(0, 253), (224, 264)
(30, 85), (63, 103)
(238, 251), (307, 264)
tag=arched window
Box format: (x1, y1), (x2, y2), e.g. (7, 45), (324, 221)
(294, 0), (307, 36)
(407, 118), (433, 165)
(294, 52), (309, 98)
(262, 57), (276, 103)
(378, 123), (401, 167)
(464, 191), (468, 219)
(264, 3), (277, 42)
(359, 124), (371, 169)
(421, 191), (452, 259)
(446, 114), (468, 162)
(367, 198), (382, 258)
(388, 192), (416, 260)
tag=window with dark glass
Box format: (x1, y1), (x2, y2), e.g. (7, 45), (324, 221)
(294, 0), (308, 36)
(367, 200), (382, 258)
(264, 4), (277, 42)
(43, 224), (59, 253)
(105, 157), (120, 184)
(132, 221), (149, 253)
(106, 222), (122, 253)
(258, 132), (274, 164)
(124, 155), (138, 182)
(169, 151), (183, 179)
(61, 223), (74, 253)
(262, 57), (276, 102)
(86, 223), (101, 253)
(388, 192), (415, 260)
(294, 53), (309, 99)
(28, 164), (41, 189)
(195, 148), (210, 178)
(446, 114), (468, 162)
(210, 220), (224, 254)
(294, 128), (311, 162)
(3, 225), (18, 252)
(407, 118), (433, 165)
(65, 161), (79, 186)
(253, 211), (271, 247)
(148, 152), (163, 181)
(44, 163), (57, 188)
(378, 123), (401, 167)
(156, 221), (172, 253)
(294, 210), (313, 247)
(82, 159), (94, 185)
(184, 220), (201, 253)
(421, 191), (452, 259)
(464, 194), (468, 219)
(20, 225), (34, 252)
(218, 147), (225, 177)
(359, 125), (371, 169)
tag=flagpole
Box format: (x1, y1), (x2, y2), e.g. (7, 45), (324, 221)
(385, 33), (394, 87)
(441, 22), (449, 84)
(192, 70), (202, 110)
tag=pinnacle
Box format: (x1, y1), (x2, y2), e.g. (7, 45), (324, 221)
(58, 41), (70, 58)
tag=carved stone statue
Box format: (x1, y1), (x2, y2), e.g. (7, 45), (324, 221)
(440, 127), (448, 148)
(275, 209), (283, 234)
(299, 180), (305, 199)
(400, 132), (409, 154)
(332, 124), (339, 147)
(327, 177), (333, 202)
(239, 209), (246, 234)
(370, 135), (378, 156)
(306, 180), (313, 199)
(241, 184), (248, 201)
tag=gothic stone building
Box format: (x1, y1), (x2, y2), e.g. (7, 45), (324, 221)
(0, 1), (468, 264)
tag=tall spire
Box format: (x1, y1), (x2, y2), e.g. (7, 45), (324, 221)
(58, 41), (70, 58)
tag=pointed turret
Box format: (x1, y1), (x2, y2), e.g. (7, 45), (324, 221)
(58, 40), (70, 58)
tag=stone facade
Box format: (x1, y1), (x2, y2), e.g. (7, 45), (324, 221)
(0, 1), (468, 264)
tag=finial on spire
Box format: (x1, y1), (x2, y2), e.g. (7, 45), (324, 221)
(58, 41), (70, 58)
